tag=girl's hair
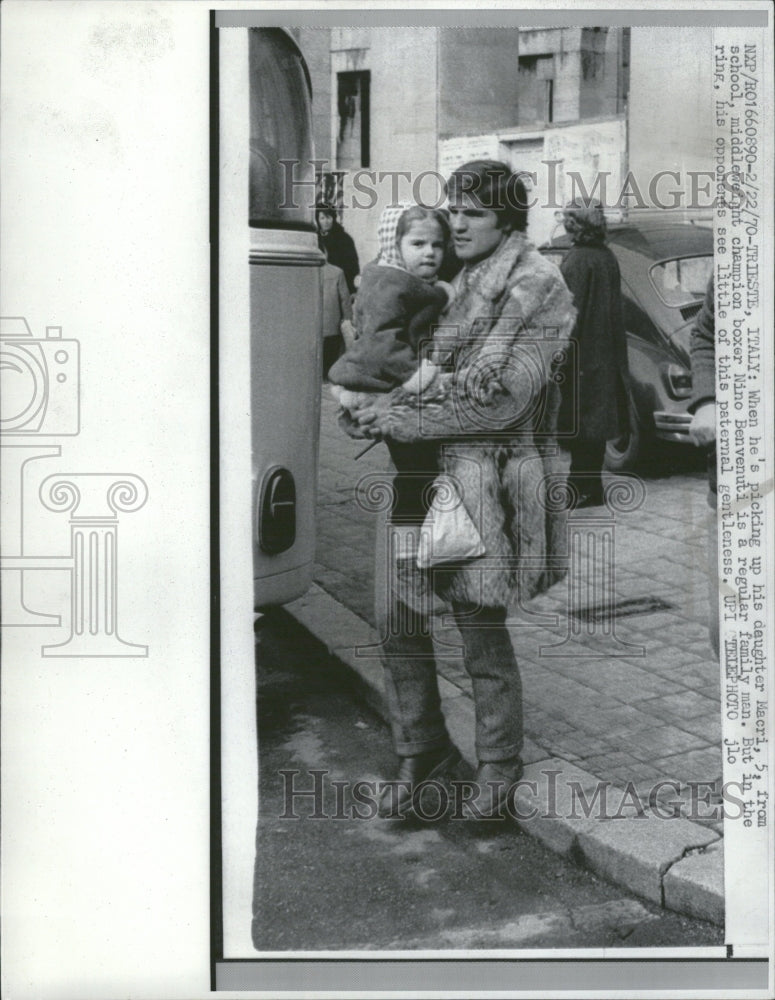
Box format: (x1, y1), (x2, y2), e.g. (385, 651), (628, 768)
(562, 200), (607, 245)
(395, 204), (451, 245)
(445, 160), (529, 233)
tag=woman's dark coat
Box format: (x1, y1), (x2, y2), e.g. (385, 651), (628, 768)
(558, 242), (629, 444)
(319, 222), (360, 294)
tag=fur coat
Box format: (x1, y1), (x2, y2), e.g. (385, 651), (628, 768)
(359, 231), (577, 609)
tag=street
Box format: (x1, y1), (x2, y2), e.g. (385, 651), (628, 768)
(252, 611), (723, 952)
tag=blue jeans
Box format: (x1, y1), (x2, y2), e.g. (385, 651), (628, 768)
(374, 519), (523, 763)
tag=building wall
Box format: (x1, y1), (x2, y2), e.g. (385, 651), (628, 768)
(437, 29), (520, 137)
(295, 27), (332, 165)
(330, 27), (440, 263)
(579, 27), (625, 119)
(516, 27), (627, 125)
(438, 133), (502, 180)
(628, 27), (713, 211)
(519, 27), (581, 122)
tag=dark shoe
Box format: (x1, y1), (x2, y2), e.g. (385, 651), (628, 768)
(377, 745), (462, 819)
(461, 758), (524, 820)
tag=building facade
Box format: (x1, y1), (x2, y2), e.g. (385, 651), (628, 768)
(294, 26), (710, 262)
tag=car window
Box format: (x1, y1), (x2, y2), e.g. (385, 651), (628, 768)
(649, 255), (712, 308)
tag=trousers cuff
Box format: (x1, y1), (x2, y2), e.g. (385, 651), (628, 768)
(393, 732), (451, 757)
(476, 743), (522, 763)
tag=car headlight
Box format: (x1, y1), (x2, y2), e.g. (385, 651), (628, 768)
(666, 363), (692, 399)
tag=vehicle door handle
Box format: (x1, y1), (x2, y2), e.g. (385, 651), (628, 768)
(258, 466), (297, 554)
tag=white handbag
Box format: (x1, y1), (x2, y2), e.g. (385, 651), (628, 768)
(416, 475), (485, 569)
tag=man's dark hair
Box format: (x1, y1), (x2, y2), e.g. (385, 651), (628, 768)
(445, 160), (529, 233)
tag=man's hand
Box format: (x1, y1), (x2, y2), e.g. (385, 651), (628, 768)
(689, 401), (716, 448)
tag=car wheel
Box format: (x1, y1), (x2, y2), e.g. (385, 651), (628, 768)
(604, 391), (643, 471)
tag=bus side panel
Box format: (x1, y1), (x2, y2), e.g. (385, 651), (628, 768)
(250, 253), (322, 607)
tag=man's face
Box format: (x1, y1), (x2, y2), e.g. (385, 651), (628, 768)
(448, 192), (507, 265)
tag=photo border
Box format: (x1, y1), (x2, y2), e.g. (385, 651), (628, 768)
(213, 2), (774, 996)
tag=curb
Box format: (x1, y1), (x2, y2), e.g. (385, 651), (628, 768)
(282, 582), (725, 927)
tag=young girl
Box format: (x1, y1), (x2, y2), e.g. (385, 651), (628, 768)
(328, 203), (454, 520)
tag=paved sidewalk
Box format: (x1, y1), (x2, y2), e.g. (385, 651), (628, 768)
(286, 392), (725, 925)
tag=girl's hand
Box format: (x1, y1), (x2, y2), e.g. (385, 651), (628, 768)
(348, 392), (394, 440)
(340, 318), (357, 349)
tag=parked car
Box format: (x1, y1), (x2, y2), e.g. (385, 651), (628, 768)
(539, 219), (713, 469)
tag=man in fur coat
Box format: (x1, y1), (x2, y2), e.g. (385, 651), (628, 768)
(345, 161), (577, 820)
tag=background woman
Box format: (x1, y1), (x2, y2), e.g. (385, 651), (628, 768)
(316, 201), (360, 295)
(345, 161), (577, 819)
(557, 200), (630, 508)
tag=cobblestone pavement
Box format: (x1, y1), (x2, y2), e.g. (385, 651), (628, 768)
(313, 392), (723, 832)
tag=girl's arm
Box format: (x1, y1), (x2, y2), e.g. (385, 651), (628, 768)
(349, 267), (576, 443)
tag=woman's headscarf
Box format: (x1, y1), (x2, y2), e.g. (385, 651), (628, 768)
(375, 202), (413, 269)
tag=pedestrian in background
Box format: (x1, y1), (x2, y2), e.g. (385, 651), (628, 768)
(316, 202), (360, 295)
(557, 200), (629, 508)
(687, 276), (718, 657)
(321, 250), (354, 379)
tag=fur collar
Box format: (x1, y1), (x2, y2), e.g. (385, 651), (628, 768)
(461, 230), (531, 302)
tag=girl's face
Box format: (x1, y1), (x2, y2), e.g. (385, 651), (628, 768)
(448, 192), (508, 265)
(399, 218), (445, 280)
(317, 213), (334, 235)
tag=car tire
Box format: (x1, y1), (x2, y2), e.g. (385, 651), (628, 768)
(604, 390), (644, 471)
